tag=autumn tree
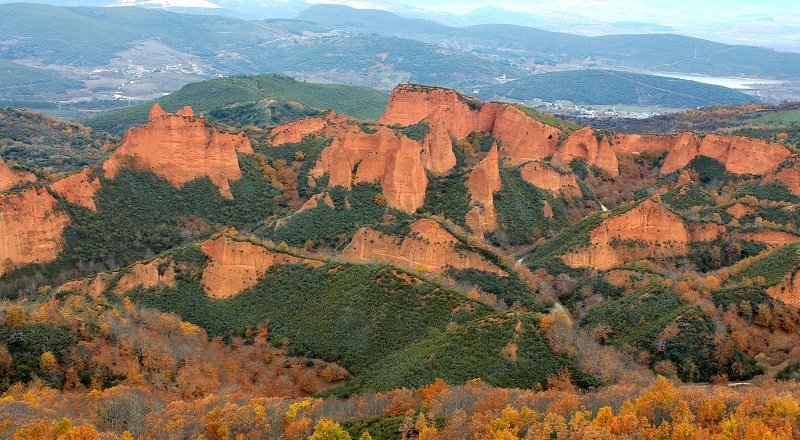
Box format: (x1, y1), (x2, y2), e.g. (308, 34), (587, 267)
(309, 419), (350, 440)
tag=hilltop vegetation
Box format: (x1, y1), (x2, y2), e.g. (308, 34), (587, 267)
(84, 75), (388, 135)
(481, 70), (756, 107)
(0, 107), (110, 173)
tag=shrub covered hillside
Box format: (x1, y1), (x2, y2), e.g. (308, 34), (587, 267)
(2, 83), (800, 438)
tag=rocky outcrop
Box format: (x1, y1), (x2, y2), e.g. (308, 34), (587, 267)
(50, 168), (101, 211)
(489, 105), (560, 165)
(466, 144), (502, 234)
(380, 85), (561, 166)
(726, 203), (757, 219)
(115, 258), (177, 294)
(553, 127), (619, 177)
(310, 127), (428, 213)
(58, 273), (115, 298)
(519, 161), (581, 198)
(0, 157), (36, 192)
(198, 237), (321, 298)
(734, 230), (800, 247)
(767, 271), (800, 308)
(300, 192), (335, 211)
(562, 200), (723, 270)
(341, 218), (506, 275)
(102, 105), (252, 198)
(763, 157), (800, 196)
(268, 112), (351, 146)
(610, 133), (676, 155)
(0, 188), (70, 276)
(661, 134), (791, 175)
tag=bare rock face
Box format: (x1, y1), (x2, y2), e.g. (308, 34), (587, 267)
(0, 157), (36, 192)
(466, 143), (502, 234)
(489, 104), (560, 165)
(341, 218), (507, 275)
(311, 127), (428, 213)
(268, 112), (350, 146)
(300, 192), (335, 211)
(726, 203), (757, 219)
(380, 85), (561, 167)
(611, 133), (678, 155)
(115, 258), (177, 294)
(763, 156), (800, 196)
(58, 273), (115, 298)
(767, 271), (800, 307)
(519, 161), (581, 198)
(0, 188), (70, 276)
(50, 168), (101, 211)
(102, 105), (252, 198)
(553, 127), (619, 177)
(661, 134), (791, 175)
(562, 199), (722, 270)
(733, 230), (800, 247)
(199, 237), (321, 298)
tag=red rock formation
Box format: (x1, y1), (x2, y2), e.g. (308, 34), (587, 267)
(115, 258), (176, 294)
(562, 200), (723, 270)
(103, 105), (252, 198)
(611, 133), (675, 155)
(341, 218), (506, 275)
(380, 85), (561, 166)
(489, 104), (560, 164)
(519, 161), (581, 198)
(300, 192), (335, 211)
(50, 168), (101, 211)
(310, 127), (428, 212)
(268, 112), (351, 146)
(726, 203), (757, 218)
(0, 188), (70, 276)
(553, 127), (619, 177)
(661, 134), (790, 175)
(199, 237), (321, 298)
(734, 230), (800, 247)
(763, 156), (800, 196)
(0, 157), (36, 192)
(466, 144), (502, 234)
(58, 273), (114, 298)
(767, 271), (800, 307)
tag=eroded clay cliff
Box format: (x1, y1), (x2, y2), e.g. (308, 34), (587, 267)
(562, 199), (723, 270)
(103, 105), (252, 198)
(50, 167), (101, 211)
(0, 188), (70, 275)
(519, 161), (581, 198)
(0, 157), (36, 192)
(199, 237), (322, 298)
(553, 127), (619, 177)
(466, 144), (502, 234)
(341, 218), (506, 275)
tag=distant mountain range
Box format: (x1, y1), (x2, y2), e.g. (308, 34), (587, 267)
(0, 2), (797, 112)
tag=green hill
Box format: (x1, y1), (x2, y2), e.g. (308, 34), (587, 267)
(83, 75), (388, 135)
(480, 70), (756, 107)
(0, 60), (82, 99)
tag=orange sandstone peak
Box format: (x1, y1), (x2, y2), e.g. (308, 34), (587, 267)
(148, 103), (168, 121)
(198, 237), (321, 298)
(50, 168), (101, 211)
(763, 156), (800, 196)
(562, 199), (723, 270)
(519, 161), (581, 198)
(0, 157), (36, 192)
(311, 127), (428, 213)
(661, 133), (790, 175)
(176, 105), (195, 117)
(553, 127), (619, 177)
(341, 218), (507, 275)
(0, 187), (70, 276)
(380, 85), (562, 167)
(103, 105), (252, 198)
(466, 143), (502, 234)
(114, 258), (177, 294)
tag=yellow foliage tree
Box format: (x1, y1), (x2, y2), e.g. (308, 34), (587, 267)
(309, 418), (351, 440)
